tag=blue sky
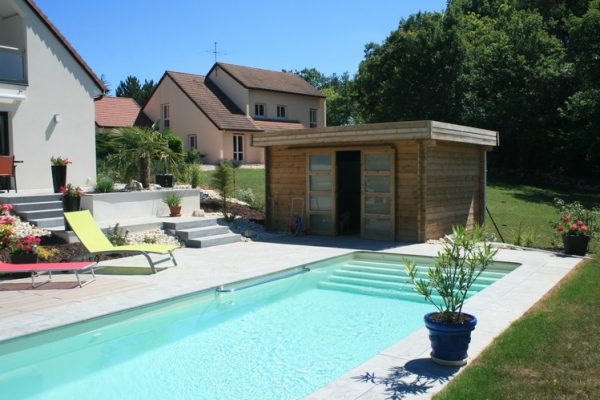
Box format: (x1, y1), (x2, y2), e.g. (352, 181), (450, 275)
(36, 0), (446, 94)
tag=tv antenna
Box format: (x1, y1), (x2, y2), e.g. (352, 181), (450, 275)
(206, 42), (228, 63)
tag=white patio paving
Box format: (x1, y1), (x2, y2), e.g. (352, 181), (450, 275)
(0, 236), (585, 399)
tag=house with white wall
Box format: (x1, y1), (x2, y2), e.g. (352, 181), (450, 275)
(0, 0), (105, 191)
(143, 63), (326, 164)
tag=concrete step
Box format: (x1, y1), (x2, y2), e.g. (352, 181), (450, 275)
(18, 208), (63, 221)
(163, 218), (219, 230)
(30, 216), (64, 229)
(12, 200), (63, 212)
(185, 233), (241, 248)
(0, 193), (62, 204)
(177, 225), (231, 240)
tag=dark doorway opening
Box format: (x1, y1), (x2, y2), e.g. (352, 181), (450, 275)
(336, 151), (361, 235)
(0, 112), (8, 155)
(0, 113), (10, 191)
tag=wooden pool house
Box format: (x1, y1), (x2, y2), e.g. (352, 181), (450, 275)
(252, 121), (499, 242)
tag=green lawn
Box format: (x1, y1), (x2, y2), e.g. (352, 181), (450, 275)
(485, 182), (600, 251)
(435, 256), (599, 400)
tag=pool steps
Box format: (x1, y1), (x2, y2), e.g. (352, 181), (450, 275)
(318, 258), (504, 302)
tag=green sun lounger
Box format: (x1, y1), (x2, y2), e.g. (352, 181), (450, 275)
(64, 210), (179, 274)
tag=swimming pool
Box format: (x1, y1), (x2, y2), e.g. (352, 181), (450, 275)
(0, 252), (519, 399)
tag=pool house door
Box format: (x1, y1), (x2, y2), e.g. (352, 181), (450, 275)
(306, 151), (336, 234)
(361, 148), (395, 240)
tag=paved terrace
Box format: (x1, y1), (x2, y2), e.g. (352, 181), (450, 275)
(0, 236), (585, 399)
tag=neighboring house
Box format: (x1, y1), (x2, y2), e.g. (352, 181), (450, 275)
(0, 0), (105, 191)
(95, 96), (152, 133)
(143, 63), (326, 164)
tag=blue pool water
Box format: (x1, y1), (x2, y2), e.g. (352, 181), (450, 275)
(0, 252), (518, 399)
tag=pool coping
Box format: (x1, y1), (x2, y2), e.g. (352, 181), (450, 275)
(305, 246), (584, 399)
(0, 239), (585, 399)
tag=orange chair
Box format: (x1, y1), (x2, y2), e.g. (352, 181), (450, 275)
(0, 155), (17, 193)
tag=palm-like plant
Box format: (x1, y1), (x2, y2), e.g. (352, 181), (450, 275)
(107, 126), (182, 188)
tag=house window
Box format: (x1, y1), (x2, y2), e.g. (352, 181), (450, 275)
(188, 134), (197, 150)
(162, 104), (170, 129)
(277, 105), (287, 119)
(254, 103), (265, 117)
(233, 135), (244, 161)
(310, 108), (317, 128)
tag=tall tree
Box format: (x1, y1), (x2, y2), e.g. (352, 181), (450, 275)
(115, 76), (156, 106)
(559, 0), (600, 178)
(355, 12), (463, 124)
(289, 68), (359, 126)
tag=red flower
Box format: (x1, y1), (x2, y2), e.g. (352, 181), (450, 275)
(556, 226), (564, 232)
(570, 223), (578, 231)
(581, 225), (589, 233)
(562, 215), (570, 222)
(576, 220), (584, 226)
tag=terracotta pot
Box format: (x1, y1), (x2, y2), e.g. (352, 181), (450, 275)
(169, 205), (181, 217)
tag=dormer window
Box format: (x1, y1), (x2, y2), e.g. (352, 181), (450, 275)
(277, 105), (287, 119)
(254, 103), (265, 117)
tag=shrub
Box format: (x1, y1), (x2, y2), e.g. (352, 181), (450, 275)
(190, 165), (202, 188)
(405, 225), (497, 323)
(212, 162), (236, 222)
(185, 149), (205, 164)
(94, 175), (115, 193)
(106, 224), (128, 246)
(163, 193), (182, 207)
(234, 188), (255, 205)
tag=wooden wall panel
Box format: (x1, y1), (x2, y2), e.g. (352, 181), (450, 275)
(394, 140), (420, 242)
(266, 146), (307, 231)
(424, 142), (483, 240)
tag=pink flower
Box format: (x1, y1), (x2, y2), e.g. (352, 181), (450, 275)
(1, 204), (13, 211)
(571, 223), (578, 231)
(576, 220), (584, 227)
(581, 225), (589, 233)
(562, 215), (570, 222)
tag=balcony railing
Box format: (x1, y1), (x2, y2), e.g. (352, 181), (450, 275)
(0, 46), (26, 84)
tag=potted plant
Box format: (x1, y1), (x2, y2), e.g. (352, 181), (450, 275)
(553, 197), (598, 256)
(556, 215), (590, 256)
(50, 156), (71, 193)
(60, 183), (85, 230)
(0, 203), (50, 263)
(405, 225), (497, 366)
(163, 193), (182, 217)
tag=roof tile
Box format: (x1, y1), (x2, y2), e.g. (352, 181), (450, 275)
(166, 71), (261, 132)
(215, 63), (325, 98)
(95, 97), (151, 128)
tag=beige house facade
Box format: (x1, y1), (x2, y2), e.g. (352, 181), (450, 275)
(143, 63), (326, 164)
(0, 0), (105, 190)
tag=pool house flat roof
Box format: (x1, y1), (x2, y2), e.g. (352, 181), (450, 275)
(252, 120), (499, 148)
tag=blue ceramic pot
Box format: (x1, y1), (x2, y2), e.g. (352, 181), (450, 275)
(424, 312), (477, 366)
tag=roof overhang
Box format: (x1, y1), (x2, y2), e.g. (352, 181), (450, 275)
(252, 120), (499, 148)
